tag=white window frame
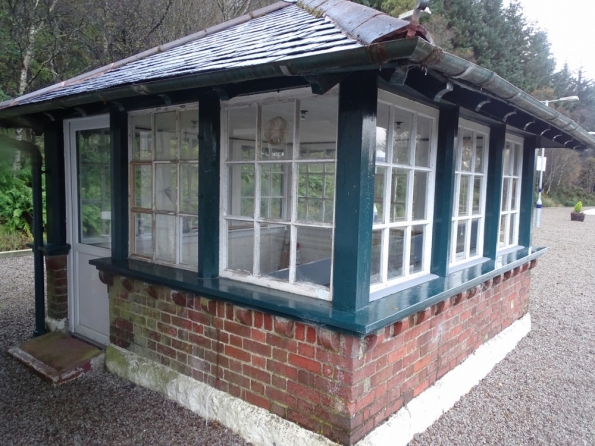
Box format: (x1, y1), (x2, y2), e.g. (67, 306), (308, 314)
(219, 88), (338, 301)
(370, 90), (438, 299)
(498, 133), (524, 251)
(128, 103), (199, 270)
(449, 119), (490, 268)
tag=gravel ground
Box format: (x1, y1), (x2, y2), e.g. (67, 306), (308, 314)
(410, 206), (595, 446)
(0, 257), (251, 445)
(1, 207), (594, 445)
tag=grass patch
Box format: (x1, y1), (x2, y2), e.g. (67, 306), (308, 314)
(0, 227), (32, 251)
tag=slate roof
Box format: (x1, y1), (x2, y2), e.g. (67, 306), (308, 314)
(13, 3), (363, 106)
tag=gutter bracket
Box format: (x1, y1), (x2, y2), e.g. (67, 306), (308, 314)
(475, 99), (490, 112)
(503, 111), (517, 122)
(434, 81), (453, 102)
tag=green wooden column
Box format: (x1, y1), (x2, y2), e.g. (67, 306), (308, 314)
(110, 106), (129, 259)
(198, 93), (220, 278)
(430, 105), (459, 276)
(483, 124), (506, 259)
(332, 71), (378, 313)
(43, 118), (68, 254)
(518, 136), (537, 247)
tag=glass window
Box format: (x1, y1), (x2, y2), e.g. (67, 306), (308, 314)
(371, 93), (438, 293)
(450, 120), (489, 266)
(222, 94), (338, 300)
(498, 136), (523, 250)
(129, 106), (199, 269)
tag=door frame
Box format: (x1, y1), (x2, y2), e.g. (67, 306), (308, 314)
(64, 114), (111, 343)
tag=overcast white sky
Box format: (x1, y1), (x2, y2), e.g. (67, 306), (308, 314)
(504, 0), (595, 80)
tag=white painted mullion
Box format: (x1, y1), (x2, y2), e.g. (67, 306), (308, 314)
(464, 218), (472, 260)
(410, 113), (418, 167)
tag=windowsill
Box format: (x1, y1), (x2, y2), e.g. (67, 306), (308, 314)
(90, 246), (547, 336)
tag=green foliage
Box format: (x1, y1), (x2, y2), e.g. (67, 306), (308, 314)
(0, 167), (34, 234)
(574, 201), (583, 213)
(546, 186), (595, 208)
(0, 225), (31, 251)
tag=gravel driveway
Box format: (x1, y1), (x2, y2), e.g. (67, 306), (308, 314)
(1, 206), (594, 445)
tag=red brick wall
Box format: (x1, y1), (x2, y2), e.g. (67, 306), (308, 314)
(45, 255), (68, 321)
(108, 260), (535, 445)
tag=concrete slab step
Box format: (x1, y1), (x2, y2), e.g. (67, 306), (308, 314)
(8, 331), (104, 384)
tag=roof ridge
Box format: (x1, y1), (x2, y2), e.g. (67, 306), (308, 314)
(3, 1), (292, 108)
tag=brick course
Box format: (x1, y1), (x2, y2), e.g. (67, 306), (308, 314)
(45, 255), (68, 321)
(107, 261), (534, 445)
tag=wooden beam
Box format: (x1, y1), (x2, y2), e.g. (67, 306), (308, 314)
(110, 106), (129, 259)
(332, 71), (378, 312)
(483, 124), (506, 259)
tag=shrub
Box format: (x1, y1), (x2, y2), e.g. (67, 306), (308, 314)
(574, 201), (583, 213)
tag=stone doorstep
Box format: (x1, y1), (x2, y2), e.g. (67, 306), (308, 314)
(7, 331), (104, 384)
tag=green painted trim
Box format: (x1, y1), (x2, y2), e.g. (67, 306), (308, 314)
(44, 118), (67, 246)
(483, 124), (506, 259)
(431, 105), (459, 276)
(519, 137), (537, 247)
(110, 107), (129, 259)
(40, 243), (71, 256)
(332, 71), (378, 312)
(198, 93), (220, 278)
(91, 246), (545, 336)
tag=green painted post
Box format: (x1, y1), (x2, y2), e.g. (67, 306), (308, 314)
(483, 124), (506, 259)
(110, 106), (129, 259)
(430, 105), (459, 276)
(332, 71), (378, 313)
(518, 136), (537, 247)
(43, 119), (67, 250)
(198, 93), (220, 278)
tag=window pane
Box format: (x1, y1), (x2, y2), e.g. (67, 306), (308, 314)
(410, 225), (425, 274)
(155, 164), (177, 212)
(472, 177), (482, 215)
(469, 218), (480, 257)
(412, 171), (428, 220)
(260, 223), (289, 281)
(503, 142), (511, 176)
(373, 167), (386, 224)
(393, 109), (413, 165)
(501, 178), (509, 212)
(509, 214), (516, 246)
(228, 107), (256, 161)
(387, 228), (405, 280)
(133, 212), (153, 256)
(499, 214), (507, 245)
(299, 96), (337, 159)
(155, 214), (176, 262)
(455, 221), (466, 260)
(513, 143), (522, 176)
(180, 109), (199, 160)
(297, 163), (334, 224)
(132, 114), (152, 160)
(133, 165), (152, 209)
(510, 178), (518, 210)
(475, 135), (485, 172)
(261, 101), (294, 160)
(155, 112), (177, 161)
(228, 164), (254, 217)
(390, 168), (408, 222)
(181, 163), (199, 214)
(260, 163), (289, 220)
(458, 175), (470, 216)
(376, 102), (390, 163)
(295, 226), (332, 288)
(227, 219), (254, 273)
(460, 129), (473, 172)
(370, 230), (383, 285)
(415, 116), (432, 167)
(180, 216), (199, 267)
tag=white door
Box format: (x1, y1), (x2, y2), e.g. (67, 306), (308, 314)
(65, 116), (111, 345)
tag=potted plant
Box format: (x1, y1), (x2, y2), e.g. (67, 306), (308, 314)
(571, 201), (585, 221)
